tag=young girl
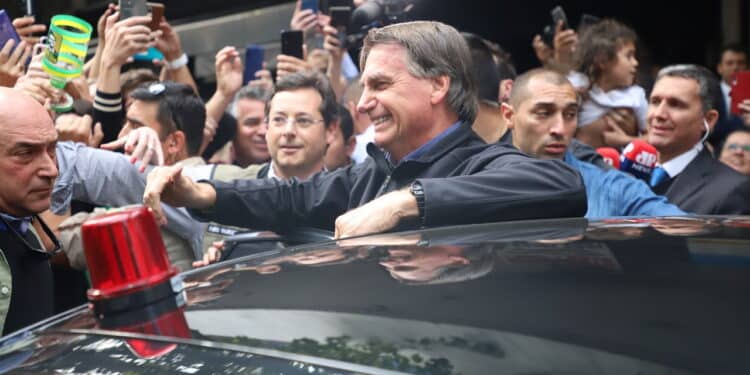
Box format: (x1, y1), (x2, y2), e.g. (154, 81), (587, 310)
(574, 19), (647, 149)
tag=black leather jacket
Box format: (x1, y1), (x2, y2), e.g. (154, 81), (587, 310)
(191, 122), (587, 232)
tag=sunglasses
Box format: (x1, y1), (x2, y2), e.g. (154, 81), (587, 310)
(726, 143), (750, 152)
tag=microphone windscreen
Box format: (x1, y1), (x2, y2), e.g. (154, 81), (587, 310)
(596, 147), (621, 169)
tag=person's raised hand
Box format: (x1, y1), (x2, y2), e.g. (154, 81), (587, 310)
(248, 68), (274, 91)
(96, 4), (118, 48)
(553, 20), (578, 71)
(322, 25), (344, 61)
(12, 16), (46, 45)
(738, 99), (750, 127)
(276, 54), (311, 79)
(290, 0), (319, 33)
(214, 46), (243, 98)
(101, 126), (165, 172)
(0, 40), (32, 87)
(154, 20), (183, 62)
(55, 114), (104, 147)
(101, 13), (158, 68)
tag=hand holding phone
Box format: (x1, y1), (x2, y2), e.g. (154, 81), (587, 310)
(551, 6), (569, 31)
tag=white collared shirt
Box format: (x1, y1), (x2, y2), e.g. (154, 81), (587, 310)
(267, 162), (280, 180)
(659, 142), (704, 178)
(267, 162), (324, 181)
(721, 81), (732, 115)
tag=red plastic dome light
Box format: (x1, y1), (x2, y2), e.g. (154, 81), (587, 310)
(82, 206), (178, 302)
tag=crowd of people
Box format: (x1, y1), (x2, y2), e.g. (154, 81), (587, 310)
(0, 0), (749, 335)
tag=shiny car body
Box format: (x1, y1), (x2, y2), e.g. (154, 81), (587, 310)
(0, 216), (748, 374)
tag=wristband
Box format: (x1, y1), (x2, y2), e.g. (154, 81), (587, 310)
(166, 53), (188, 70)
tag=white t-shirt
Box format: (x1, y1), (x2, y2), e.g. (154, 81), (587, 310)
(352, 125), (375, 164)
(578, 85), (649, 132)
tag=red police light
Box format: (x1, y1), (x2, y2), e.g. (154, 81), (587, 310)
(82, 206), (177, 302)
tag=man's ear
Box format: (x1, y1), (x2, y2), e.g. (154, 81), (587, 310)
(498, 79), (514, 103)
(345, 134), (357, 157)
(326, 120), (339, 147)
(429, 75), (451, 105)
(501, 102), (515, 130)
(705, 109), (720, 131)
(169, 131), (186, 154)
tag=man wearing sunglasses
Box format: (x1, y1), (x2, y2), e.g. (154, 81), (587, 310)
(0, 88), (60, 335)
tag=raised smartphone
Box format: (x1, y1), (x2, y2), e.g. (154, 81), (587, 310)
(280, 29), (304, 59)
(243, 44), (264, 85)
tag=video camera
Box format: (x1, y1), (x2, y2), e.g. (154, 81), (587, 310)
(346, 0), (415, 48)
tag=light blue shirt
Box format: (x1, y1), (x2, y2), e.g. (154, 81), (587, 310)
(564, 152), (687, 219)
(401, 121), (463, 162)
(52, 142), (204, 258)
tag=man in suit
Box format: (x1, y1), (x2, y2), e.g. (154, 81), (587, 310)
(647, 64), (750, 214)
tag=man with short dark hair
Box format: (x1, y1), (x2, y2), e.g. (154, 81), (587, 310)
(716, 44), (747, 115)
(261, 71), (338, 180)
(324, 104), (356, 171)
(504, 68), (685, 218)
(462, 32), (506, 144)
(648, 64), (750, 214)
(711, 44), (747, 147)
(231, 85), (271, 168)
(126, 82), (206, 165)
(144, 21), (586, 240)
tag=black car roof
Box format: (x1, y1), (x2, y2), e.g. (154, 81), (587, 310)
(2, 216), (750, 374)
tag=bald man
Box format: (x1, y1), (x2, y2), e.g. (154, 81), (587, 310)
(0, 88), (58, 335)
(503, 69), (685, 218)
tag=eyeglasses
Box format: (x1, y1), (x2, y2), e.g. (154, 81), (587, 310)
(726, 143), (750, 152)
(266, 115), (325, 129)
(0, 215), (62, 259)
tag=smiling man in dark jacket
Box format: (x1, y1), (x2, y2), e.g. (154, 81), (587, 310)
(144, 21), (586, 239)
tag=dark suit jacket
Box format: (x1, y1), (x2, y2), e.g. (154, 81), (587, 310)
(654, 148), (750, 214)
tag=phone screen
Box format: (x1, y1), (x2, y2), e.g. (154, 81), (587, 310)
(243, 45), (264, 85)
(281, 30), (304, 59)
(119, 0), (148, 20)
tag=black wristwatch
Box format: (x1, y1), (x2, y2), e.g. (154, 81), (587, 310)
(410, 181), (426, 227)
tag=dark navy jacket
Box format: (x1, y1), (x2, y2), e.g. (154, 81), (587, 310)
(191, 122), (587, 232)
